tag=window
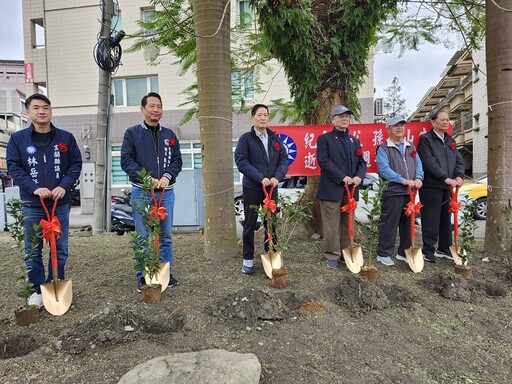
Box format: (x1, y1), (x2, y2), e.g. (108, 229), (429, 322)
(112, 12), (122, 35)
(232, 70), (254, 101)
(111, 146), (129, 186)
(239, 1), (253, 27)
(31, 19), (45, 49)
(113, 76), (159, 107)
(142, 8), (155, 36)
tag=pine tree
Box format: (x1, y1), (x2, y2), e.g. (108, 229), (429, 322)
(383, 76), (409, 119)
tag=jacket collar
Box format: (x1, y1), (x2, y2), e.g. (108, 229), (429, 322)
(385, 138), (411, 148)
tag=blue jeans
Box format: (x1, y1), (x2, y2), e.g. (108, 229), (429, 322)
(22, 203), (70, 294)
(131, 187), (175, 278)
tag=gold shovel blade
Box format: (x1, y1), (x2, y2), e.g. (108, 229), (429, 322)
(405, 247), (424, 273)
(449, 245), (464, 266)
(342, 246), (363, 274)
(261, 252), (273, 278)
(269, 251), (282, 270)
(145, 262), (171, 292)
(41, 279), (73, 316)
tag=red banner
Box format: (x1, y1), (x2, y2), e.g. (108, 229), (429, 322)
(272, 122), (451, 175)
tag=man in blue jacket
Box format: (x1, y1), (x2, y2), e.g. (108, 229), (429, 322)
(316, 105), (367, 269)
(7, 93), (83, 309)
(121, 92), (182, 292)
(234, 104), (289, 275)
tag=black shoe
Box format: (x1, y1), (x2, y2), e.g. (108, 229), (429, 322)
(242, 265), (255, 275)
(434, 250), (454, 261)
(168, 275), (180, 288)
(423, 254), (436, 263)
(136, 277), (146, 293)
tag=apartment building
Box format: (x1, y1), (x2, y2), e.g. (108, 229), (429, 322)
(22, 0), (376, 210)
(409, 48), (488, 179)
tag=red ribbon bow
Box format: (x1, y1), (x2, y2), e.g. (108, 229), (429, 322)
(448, 200), (461, 214)
(404, 201), (423, 217)
(341, 184), (358, 239)
(39, 197), (61, 276)
(150, 190), (167, 250)
(262, 185), (277, 214)
(150, 205), (168, 220)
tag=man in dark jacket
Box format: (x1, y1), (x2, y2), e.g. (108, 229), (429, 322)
(417, 110), (464, 263)
(234, 104), (289, 275)
(121, 92), (182, 291)
(7, 93), (83, 309)
(316, 105), (367, 269)
(375, 116), (424, 266)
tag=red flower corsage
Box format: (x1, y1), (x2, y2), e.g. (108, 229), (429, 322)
(57, 143), (68, 153)
(355, 147), (363, 156)
(273, 142), (280, 151)
(168, 138), (176, 147)
(449, 142), (456, 150)
(410, 150), (417, 158)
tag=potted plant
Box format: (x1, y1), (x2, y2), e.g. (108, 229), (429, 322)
(358, 179), (388, 284)
(252, 190), (312, 288)
(6, 198), (41, 326)
(455, 198), (478, 280)
(130, 169), (164, 303)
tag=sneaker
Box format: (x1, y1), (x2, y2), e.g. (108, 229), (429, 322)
(136, 277), (146, 293)
(28, 292), (43, 309)
(396, 254), (407, 262)
(377, 255), (395, 266)
(434, 250), (454, 261)
(423, 254), (436, 263)
(168, 275), (180, 288)
(242, 265), (254, 275)
(326, 260), (339, 269)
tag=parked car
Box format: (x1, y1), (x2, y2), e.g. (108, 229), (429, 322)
(459, 176), (487, 220)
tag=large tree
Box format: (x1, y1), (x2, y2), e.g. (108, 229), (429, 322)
(484, 0), (512, 258)
(383, 76), (409, 119)
(192, 0), (237, 260)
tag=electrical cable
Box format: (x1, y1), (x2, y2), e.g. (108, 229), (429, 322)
(94, 30), (125, 74)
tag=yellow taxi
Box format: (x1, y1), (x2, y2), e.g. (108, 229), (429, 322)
(459, 176), (487, 220)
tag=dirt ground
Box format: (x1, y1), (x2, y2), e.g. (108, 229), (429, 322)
(0, 227), (511, 384)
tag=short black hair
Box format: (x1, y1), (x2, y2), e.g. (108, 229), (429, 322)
(25, 93), (51, 109)
(141, 92), (162, 107)
(251, 104), (269, 116)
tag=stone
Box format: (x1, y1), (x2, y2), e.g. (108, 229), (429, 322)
(117, 349), (260, 384)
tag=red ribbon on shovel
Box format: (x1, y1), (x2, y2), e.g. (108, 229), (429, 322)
(39, 197), (62, 281)
(449, 186), (460, 236)
(150, 189), (167, 250)
(341, 184), (357, 239)
(262, 184), (277, 248)
(404, 186), (422, 241)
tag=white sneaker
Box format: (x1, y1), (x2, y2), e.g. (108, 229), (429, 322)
(377, 255), (395, 266)
(396, 254), (407, 262)
(28, 292), (43, 309)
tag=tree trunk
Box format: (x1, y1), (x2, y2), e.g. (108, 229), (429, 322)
(484, 0), (512, 258)
(193, 0), (237, 260)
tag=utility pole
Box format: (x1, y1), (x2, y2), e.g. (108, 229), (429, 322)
(93, 0), (114, 235)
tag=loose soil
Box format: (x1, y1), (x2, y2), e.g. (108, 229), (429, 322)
(0, 228), (511, 384)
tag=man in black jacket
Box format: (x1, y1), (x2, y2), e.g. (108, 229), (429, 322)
(316, 105), (367, 269)
(417, 111), (464, 263)
(234, 104), (289, 275)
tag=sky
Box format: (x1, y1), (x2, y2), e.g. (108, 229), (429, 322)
(0, 1), (458, 114)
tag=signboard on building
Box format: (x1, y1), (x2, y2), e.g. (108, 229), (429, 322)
(24, 63), (34, 83)
(272, 122), (451, 175)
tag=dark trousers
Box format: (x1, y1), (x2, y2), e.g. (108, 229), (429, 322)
(377, 194), (411, 258)
(419, 187), (452, 257)
(242, 186), (278, 260)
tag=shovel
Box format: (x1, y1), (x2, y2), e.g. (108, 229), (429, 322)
(260, 184), (282, 279)
(448, 186), (464, 266)
(39, 197), (73, 316)
(144, 189), (171, 292)
(404, 186), (424, 273)
(341, 184), (363, 273)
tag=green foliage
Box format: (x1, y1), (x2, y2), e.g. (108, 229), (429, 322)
(459, 198), (478, 266)
(358, 180), (388, 267)
(251, 191), (312, 252)
(6, 199), (40, 305)
(130, 169), (163, 282)
(383, 76), (409, 119)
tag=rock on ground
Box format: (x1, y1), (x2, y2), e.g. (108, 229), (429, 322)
(117, 349), (260, 384)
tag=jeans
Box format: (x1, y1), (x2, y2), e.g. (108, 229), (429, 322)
(131, 186), (175, 278)
(22, 203), (71, 294)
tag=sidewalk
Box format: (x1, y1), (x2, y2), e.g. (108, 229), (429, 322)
(70, 207), (93, 228)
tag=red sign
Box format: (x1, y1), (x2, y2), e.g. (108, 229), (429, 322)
(272, 122), (451, 175)
(24, 63), (34, 83)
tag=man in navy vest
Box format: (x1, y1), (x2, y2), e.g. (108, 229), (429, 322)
(375, 116), (423, 266)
